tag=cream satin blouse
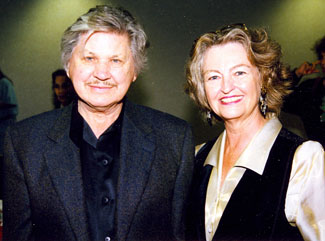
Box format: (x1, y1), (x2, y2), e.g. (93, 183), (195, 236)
(199, 117), (325, 241)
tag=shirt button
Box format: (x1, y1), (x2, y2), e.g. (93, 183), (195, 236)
(102, 196), (110, 205)
(208, 226), (212, 233)
(102, 159), (109, 166)
(105, 237), (111, 241)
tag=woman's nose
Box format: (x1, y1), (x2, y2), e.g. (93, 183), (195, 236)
(220, 75), (234, 93)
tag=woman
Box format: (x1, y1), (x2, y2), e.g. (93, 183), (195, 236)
(185, 24), (325, 241)
(51, 69), (76, 108)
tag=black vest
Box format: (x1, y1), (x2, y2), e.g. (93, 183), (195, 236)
(186, 128), (304, 241)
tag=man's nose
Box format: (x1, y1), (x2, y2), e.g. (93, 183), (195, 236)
(94, 62), (111, 80)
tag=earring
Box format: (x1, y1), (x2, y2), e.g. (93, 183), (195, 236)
(259, 90), (267, 118)
(207, 111), (212, 126)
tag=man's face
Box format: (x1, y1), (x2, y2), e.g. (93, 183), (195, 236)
(68, 31), (137, 112)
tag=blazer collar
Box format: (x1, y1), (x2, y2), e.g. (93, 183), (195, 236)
(47, 104), (73, 142)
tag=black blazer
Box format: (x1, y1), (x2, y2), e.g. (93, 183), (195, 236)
(3, 100), (195, 241)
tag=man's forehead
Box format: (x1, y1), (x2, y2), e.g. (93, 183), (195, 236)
(80, 31), (129, 44)
(75, 31), (131, 54)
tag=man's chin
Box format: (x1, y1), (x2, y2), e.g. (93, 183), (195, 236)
(79, 99), (123, 113)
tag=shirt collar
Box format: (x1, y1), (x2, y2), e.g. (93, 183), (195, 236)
(70, 101), (83, 147)
(83, 106), (124, 149)
(204, 116), (282, 175)
(70, 100), (124, 148)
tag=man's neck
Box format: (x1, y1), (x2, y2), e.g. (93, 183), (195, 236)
(77, 100), (123, 138)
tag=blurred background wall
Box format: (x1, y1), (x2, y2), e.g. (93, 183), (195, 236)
(1, 0), (324, 143)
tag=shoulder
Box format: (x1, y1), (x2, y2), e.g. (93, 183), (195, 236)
(278, 128), (305, 143)
(9, 107), (69, 137)
(277, 128), (323, 156)
(15, 108), (65, 127)
(0, 77), (11, 86)
(124, 100), (190, 130)
(290, 140), (324, 185)
(0, 78), (13, 96)
(294, 140), (324, 161)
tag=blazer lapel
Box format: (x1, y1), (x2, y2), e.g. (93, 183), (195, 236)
(116, 101), (156, 240)
(44, 106), (90, 241)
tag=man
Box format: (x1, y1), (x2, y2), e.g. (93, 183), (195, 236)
(3, 5), (194, 241)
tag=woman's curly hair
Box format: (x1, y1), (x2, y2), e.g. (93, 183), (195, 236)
(185, 25), (292, 122)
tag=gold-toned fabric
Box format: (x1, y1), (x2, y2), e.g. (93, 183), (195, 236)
(202, 117), (325, 241)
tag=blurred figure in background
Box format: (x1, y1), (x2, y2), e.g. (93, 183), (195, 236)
(52, 69), (76, 108)
(0, 69), (17, 154)
(283, 36), (325, 146)
(0, 68), (18, 199)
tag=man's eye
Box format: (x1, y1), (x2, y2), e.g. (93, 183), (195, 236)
(112, 59), (121, 63)
(85, 56), (94, 61)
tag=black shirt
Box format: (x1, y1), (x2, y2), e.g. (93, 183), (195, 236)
(70, 102), (123, 241)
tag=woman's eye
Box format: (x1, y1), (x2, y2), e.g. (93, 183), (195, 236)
(235, 71), (246, 76)
(207, 75), (220, 81)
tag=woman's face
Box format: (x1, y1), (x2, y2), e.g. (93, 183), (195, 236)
(54, 75), (73, 105)
(202, 42), (262, 123)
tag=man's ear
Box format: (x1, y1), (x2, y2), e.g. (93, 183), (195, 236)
(65, 65), (70, 78)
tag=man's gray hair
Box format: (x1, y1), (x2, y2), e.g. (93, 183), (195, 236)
(61, 5), (148, 75)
